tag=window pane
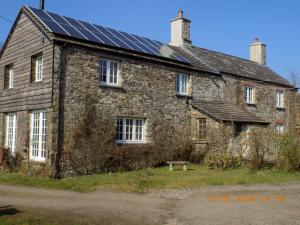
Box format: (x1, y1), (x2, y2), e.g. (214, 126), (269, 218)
(116, 118), (123, 140)
(176, 74), (180, 93)
(125, 119), (133, 140)
(100, 60), (107, 82)
(9, 67), (14, 88)
(135, 119), (143, 140)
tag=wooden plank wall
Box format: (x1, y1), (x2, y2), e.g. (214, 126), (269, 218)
(0, 12), (53, 112)
(296, 94), (300, 129)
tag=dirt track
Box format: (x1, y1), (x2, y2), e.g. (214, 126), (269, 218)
(0, 183), (299, 225)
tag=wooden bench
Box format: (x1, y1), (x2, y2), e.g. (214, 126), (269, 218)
(166, 161), (191, 171)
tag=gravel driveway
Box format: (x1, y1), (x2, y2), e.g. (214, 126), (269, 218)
(0, 183), (299, 225)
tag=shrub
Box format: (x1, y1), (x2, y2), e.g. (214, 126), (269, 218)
(240, 128), (278, 171)
(2, 148), (23, 172)
(204, 150), (238, 169)
(105, 144), (163, 171)
(276, 133), (300, 171)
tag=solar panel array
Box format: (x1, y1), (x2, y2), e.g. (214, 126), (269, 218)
(27, 6), (190, 64)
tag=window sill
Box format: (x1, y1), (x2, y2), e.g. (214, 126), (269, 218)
(192, 139), (208, 144)
(176, 93), (193, 98)
(30, 80), (44, 86)
(116, 141), (146, 145)
(29, 157), (46, 163)
(245, 102), (256, 106)
(99, 84), (125, 91)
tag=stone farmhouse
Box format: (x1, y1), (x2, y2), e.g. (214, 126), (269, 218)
(0, 4), (296, 171)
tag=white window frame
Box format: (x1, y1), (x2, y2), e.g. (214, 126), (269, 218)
(30, 110), (47, 162)
(275, 124), (284, 134)
(5, 113), (18, 155)
(275, 91), (284, 108)
(8, 66), (14, 89)
(176, 73), (189, 95)
(99, 59), (120, 86)
(116, 118), (145, 144)
(244, 86), (255, 104)
(35, 55), (43, 82)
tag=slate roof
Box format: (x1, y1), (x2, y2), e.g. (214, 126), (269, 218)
(169, 45), (292, 87)
(192, 100), (269, 124)
(191, 46), (292, 86)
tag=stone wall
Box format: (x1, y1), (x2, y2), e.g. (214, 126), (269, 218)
(222, 74), (294, 129)
(59, 45), (224, 152)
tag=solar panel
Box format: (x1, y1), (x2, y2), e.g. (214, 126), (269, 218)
(26, 6), (190, 64)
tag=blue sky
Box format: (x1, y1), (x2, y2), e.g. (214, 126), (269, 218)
(0, 0), (299, 81)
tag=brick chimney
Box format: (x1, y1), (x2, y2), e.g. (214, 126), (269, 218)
(40, 0), (45, 10)
(250, 38), (266, 65)
(169, 9), (191, 47)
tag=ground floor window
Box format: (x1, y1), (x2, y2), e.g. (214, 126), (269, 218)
(30, 110), (47, 161)
(116, 118), (145, 143)
(197, 118), (207, 140)
(275, 124), (284, 134)
(5, 113), (18, 154)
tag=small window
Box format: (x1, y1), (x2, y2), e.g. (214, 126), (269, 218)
(5, 113), (18, 154)
(4, 65), (14, 89)
(176, 74), (189, 95)
(197, 118), (207, 140)
(244, 86), (255, 104)
(275, 91), (284, 108)
(31, 54), (43, 82)
(99, 59), (119, 86)
(275, 124), (284, 134)
(116, 118), (145, 143)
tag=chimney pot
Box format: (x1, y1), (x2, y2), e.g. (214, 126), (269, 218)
(40, 0), (45, 10)
(178, 9), (183, 18)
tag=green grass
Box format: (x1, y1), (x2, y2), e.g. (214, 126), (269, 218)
(0, 165), (300, 192)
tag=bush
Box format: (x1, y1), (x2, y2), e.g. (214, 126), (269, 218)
(240, 128), (278, 171)
(204, 150), (238, 169)
(105, 144), (163, 171)
(276, 133), (300, 171)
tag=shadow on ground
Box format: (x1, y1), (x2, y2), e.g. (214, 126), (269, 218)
(0, 205), (21, 217)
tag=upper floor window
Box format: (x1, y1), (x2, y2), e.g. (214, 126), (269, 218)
(4, 65), (14, 89)
(31, 53), (43, 82)
(244, 86), (255, 104)
(99, 59), (119, 86)
(116, 117), (145, 144)
(197, 118), (207, 140)
(275, 91), (284, 108)
(176, 74), (189, 95)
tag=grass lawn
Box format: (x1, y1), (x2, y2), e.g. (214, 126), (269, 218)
(0, 165), (300, 192)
